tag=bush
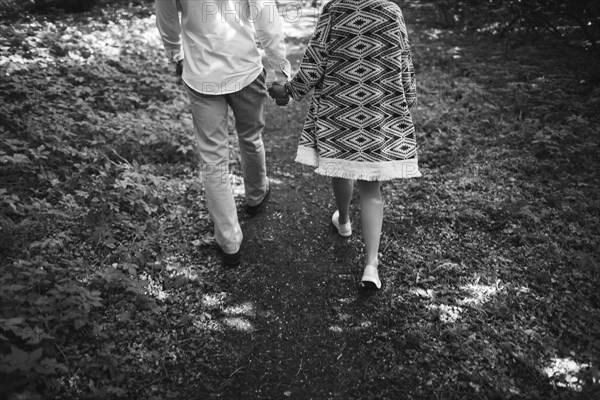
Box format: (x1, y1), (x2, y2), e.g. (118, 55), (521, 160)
(415, 0), (599, 49)
(0, 0), (151, 19)
(34, 0), (99, 13)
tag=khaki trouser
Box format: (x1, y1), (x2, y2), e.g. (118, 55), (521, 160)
(185, 70), (269, 254)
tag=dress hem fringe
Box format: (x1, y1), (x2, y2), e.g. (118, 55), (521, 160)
(294, 146), (421, 181)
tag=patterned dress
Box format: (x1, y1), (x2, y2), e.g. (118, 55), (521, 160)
(285, 0), (420, 181)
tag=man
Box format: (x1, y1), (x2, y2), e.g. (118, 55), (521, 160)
(155, 0), (291, 266)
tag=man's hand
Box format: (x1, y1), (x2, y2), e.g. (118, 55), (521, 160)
(175, 60), (183, 77)
(268, 82), (290, 106)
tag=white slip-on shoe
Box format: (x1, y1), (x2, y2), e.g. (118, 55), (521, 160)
(360, 264), (382, 290)
(332, 210), (352, 237)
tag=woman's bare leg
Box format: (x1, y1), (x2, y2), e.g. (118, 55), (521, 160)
(331, 177), (354, 224)
(357, 180), (383, 267)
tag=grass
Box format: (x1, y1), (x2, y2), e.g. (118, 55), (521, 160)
(0, 2), (599, 399)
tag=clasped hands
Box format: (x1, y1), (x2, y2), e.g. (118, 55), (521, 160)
(268, 82), (290, 106)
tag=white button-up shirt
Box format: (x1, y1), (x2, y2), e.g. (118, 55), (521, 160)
(155, 0), (291, 94)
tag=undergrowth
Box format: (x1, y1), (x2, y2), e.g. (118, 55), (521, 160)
(0, 2), (599, 399)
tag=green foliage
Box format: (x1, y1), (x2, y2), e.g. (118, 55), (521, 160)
(34, 0), (100, 13)
(1, 1), (599, 399)
(0, 0), (153, 19)
(413, 0), (600, 49)
(0, 260), (100, 392)
(0, 6), (207, 397)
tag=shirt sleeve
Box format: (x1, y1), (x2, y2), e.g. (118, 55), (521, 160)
(284, 2), (332, 101)
(250, 0), (291, 82)
(155, 0), (184, 63)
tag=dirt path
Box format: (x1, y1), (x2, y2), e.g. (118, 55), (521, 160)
(202, 8), (395, 396)
(218, 96), (388, 398)
(202, 7), (423, 399)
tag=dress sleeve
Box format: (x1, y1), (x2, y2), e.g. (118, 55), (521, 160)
(398, 11), (417, 108)
(402, 51), (417, 108)
(285, 3), (333, 101)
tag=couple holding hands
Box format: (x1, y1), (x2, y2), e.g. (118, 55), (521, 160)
(155, 0), (419, 290)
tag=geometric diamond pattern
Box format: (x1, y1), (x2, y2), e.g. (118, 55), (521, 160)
(286, 0), (418, 178)
(339, 36), (384, 58)
(338, 60), (384, 82)
(337, 84), (383, 106)
(337, 13), (381, 35)
(338, 106), (383, 128)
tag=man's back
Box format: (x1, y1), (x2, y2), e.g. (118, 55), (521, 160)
(155, 0), (290, 94)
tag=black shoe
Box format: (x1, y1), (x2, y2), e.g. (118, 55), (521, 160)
(215, 243), (241, 267)
(244, 183), (271, 215)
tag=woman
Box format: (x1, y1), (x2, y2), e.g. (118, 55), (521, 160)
(269, 0), (420, 289)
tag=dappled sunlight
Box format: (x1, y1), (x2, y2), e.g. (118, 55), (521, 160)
(201, 292), (228, 308)
(231, 173), (285, 190)
(224, 301), (255, 317)
(329, 325), (343, 333)
(137, 271), (169, 301)
(359, 321), (372, 329)
(458, 283), (498, 307)
(423, 28), (445, 40)
(477, 22), (503, 34)
(329, 313), (372, 333)
(227, 155), (289, 198)
(195, 297), (257, 332)
(410, 287), (434, 300)
(193, 316), (223, 332)
(427, 304), (463, 324)
(543, 357), (591, 391)
(164, 256), (201, 281)
(448, 46), (463, 59)
(0, 13), (162, 74)
(329, 321), (374, 333)
(268, 177), (286, 186)
(230, 173), (246, 197)
(223, 317), (255, 332)
(407, 280), (501, 324)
